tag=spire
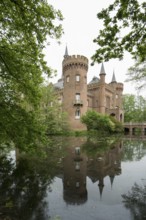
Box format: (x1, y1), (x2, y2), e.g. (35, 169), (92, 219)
(98, 178), (104, 199)
(111, 70), (117, 83)
(100, 63), (106, 75)
(109, 175), (115, 189)
(64, 45), (69, 58)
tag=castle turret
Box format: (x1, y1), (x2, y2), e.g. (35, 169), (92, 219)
(64, 45), (69, 58)
(109, 70), (124, 122)
(99, 63), (106, 114)
(110, 70), (117, 109)
(100, 63), (106, 83)
(62, 52), (88, 130)
(111, 70), (117, 83)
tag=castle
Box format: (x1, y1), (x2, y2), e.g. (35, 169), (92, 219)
(54, 47), (124, 130)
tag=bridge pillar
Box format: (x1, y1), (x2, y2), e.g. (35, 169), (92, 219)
(129, 126), (133, 135)
(124, 122), (146, 136)
(142, 127), (145, 136)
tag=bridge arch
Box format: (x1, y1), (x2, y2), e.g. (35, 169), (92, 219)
(124, 122), (146, 136)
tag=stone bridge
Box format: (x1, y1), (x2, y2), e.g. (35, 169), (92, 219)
(124, 122), (146, 136)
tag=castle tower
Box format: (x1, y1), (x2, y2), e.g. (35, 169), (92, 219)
(115, 82), (124, 121)
(111, 70), (116, 83)
(110, 70), (124, 122)
(99, 63), (106, 114)
(62, 49), (88, 130)
(64, 45), (69, 58)
(110, 70), (117, 109)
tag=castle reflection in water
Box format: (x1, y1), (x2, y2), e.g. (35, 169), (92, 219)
(61, 137), (123, 205)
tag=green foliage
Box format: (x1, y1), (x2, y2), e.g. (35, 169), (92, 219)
(122, 139), (146, 161)
(91, 0), (146, 63)
(81, 110), (123, 134)
(40, 85), (69, 135)
(126, 60), (146, 90)
(122, 183), (146, 220)
(123, 94), (146, 122)
(0, 1), (63, 148)
(0, 142), (64, 220)
(82, 136), (122, 156)
(109, 115), (124, 133)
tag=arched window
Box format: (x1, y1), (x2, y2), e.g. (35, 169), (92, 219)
(75, 162), (80, 171)
(76, 74), (80, 82)
(75, 147), (80, 155)
(110, 113), (115, 117)
(75, 93), (80, 100)
(75, 109), (80, 119)
(76, 182), (80, 188)
(66, 75), (69, 83)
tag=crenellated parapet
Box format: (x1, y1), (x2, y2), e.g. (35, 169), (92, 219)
(116, 83), (124, 91)
(62, 55), (88, 73)
(88, 83), (100, 90)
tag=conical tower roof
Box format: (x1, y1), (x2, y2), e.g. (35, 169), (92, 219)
(109, 175), (115, 189)
(98, 183), (104, 199)
(111, 70), (117, 83)
(98, 178), (104, 199)
(64, 45), (69, 58)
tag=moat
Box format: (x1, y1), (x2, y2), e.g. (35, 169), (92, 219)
(0, 136), (146, 220)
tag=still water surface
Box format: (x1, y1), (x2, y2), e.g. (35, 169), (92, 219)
(0, 136), (146, 220)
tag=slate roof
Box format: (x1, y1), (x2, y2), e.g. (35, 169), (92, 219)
(54, 78), (64, 89)
(88, 76), (100, 84)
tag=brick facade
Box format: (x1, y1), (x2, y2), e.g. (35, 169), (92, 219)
(54, 49), (124, 130)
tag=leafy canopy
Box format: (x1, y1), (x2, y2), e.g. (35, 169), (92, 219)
(40, 84), (69, 135)
(122, 183), (146, 220)
(0, 0), (63, 149)
(92, 0), (146, 64)
(126, 60), (146, 90)
(123, 94), (146, 122)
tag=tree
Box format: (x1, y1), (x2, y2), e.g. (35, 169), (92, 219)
(0, 1), (63, 149)
(81, 110), (123, 133)
(40, 84), (69, 135)
(126, 60), (146, 90)
(91, 0), (146, 64)
(123, 94), (146, 122)
(122, 183), (146, 220)
(0, 144), (64, 220)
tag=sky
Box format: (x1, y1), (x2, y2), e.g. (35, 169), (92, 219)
(44, 0), (144, 96)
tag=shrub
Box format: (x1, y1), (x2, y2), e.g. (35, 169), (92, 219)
(109, 116), (124, 133)
(81, 110), (116, 133)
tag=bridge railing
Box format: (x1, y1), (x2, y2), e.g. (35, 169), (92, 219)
(124, 122), (146, 126)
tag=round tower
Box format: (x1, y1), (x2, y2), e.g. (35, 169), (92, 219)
(62, 54), (88, 130)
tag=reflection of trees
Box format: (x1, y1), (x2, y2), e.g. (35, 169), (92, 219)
(0, 144), (63, 220)
(82, 135), (122, 156)
(122, 140), (146, 161)
(122, 183), (146, 220)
